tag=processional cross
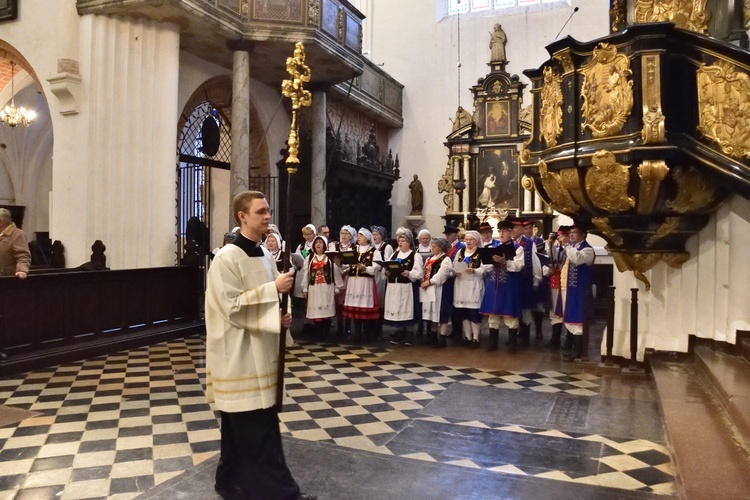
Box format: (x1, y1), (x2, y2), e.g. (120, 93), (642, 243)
(277, 42), (312, 408)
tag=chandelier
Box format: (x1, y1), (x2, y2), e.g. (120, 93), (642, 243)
(0, 62), (36, 128)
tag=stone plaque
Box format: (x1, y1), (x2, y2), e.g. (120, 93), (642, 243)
(547, 397), (590, 428)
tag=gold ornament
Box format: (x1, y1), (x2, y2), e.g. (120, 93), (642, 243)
(281, 42), (312, 170)
(633, 0), (710, 34)
(641, 54), (666, 144)
(592, 217), (623, 246)
(538, 161), (580, 214)
(581, 43), (634, 138)
(540, 66), (564, 148)
(697, 61), (750, 160)
(666, 167), (717, 213)
(637, 160), (669, 215)
(585, 150), (635, 213)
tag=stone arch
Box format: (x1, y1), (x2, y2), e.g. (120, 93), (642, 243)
(0, 40), (52, 235)
(178, 75), (271, 175)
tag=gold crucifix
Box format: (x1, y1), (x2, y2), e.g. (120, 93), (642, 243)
(281, 42), (312, 172)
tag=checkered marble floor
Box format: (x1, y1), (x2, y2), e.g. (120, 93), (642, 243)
(0, 336), (675, 499)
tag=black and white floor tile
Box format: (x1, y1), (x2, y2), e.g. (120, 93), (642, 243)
(0, 336), (674, 499)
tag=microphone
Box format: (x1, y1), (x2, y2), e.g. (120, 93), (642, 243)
(554, 7), (579, 40)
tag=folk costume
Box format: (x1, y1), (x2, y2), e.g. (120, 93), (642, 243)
(384, 229), (424, 345)
(416, 229), (433, 262)
(562, 235), (595, 360)
(263, 231), (285, 272)
(300, 236), (343, 338)
(342, 228), (382, 340)
(205, 232), (302, 500)
(420, 238), (454, 347)
(480, 221), (525, 353)
(452, 231), (488, 347)
(330, 225), (356, 336)
(371, 225), (394, 333)
(545, 226), (570, 349)
(443, 225), (465, 338)
(513, 228), (543, 346)
(293, 223), (317, 299)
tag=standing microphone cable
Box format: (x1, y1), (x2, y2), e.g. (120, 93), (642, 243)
(555, 7), (580, 40)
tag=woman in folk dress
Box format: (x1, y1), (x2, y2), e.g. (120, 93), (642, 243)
(342, 228), (382, 342)
(330, 225), (356, 336)
(384, 228), (423, 345)
(420, 237), (454, 348)
(371, 226), (394, 335)
(453, 230), (490, 348)
(301, 235), (343, 339)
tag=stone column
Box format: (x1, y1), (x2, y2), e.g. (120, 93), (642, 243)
(227, 40), (253, 213)
(524, 188), (532, 213)
(534, 191), (542, 212)
(311, 90), (327, 226)
(462, 155), (470, 213)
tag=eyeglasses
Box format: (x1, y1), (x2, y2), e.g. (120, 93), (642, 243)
(253, 208), (273, 216)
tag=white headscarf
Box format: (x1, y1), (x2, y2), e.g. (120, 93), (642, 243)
(358, 227), (373, 245)
(340, 225), (356, 240)
(264, 232), (284, 256)
(464, 231), (482, 247)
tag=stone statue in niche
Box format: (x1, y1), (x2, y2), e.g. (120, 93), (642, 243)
(409, 174), (423, 215)
(450, 106), (474, 132)
(489, 24), (507, 63)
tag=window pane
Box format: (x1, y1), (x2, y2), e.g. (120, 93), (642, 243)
(518, 0), (540, 5)
(472, 0), (491, 11)
(494, 0), (515, 7)
(448, 0), (469, 14)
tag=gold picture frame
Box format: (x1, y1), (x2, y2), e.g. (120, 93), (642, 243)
(485, 100), (510, 137)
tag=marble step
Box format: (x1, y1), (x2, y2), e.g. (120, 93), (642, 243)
(694, 345), (750, 451)
(650, 359), (750, 499)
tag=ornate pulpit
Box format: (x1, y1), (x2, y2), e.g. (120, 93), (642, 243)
(521, 1), (750, 287)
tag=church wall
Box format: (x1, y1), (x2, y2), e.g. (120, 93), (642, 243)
(363, 0), (609, 233)
(611, 195), (750, 360)
(52, 14), (181, 269)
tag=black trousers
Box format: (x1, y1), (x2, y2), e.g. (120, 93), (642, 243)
(216, 407), (300, 500)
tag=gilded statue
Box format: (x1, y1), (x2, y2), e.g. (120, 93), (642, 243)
(581, 43), (634, 138)
(697, 61), (750, 160)
(489, 24), (507, 63)
(633, 0), (709, 34)
(540, 66), (563, 147)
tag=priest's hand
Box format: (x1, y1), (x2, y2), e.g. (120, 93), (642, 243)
(281, 312), (292, 328)
(275, 270), (295, 293)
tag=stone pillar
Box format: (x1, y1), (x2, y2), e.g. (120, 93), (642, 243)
(311, 90), (327, 226)
(534, 191), (542, 212)
(228, 40), (253, 211)
(524, 187), (532, 213)
(462, 156), (470, 212)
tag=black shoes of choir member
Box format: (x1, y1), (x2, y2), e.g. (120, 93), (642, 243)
(470, 339), (480, 348)
(389, 330), (407, 345)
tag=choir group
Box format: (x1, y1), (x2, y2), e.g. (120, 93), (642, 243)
(257, 219), (595, 360)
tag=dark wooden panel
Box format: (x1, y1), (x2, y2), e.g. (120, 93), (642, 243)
(0, 267), (202, 372)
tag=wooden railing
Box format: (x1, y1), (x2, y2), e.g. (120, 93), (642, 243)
(0, 266), (203, 376)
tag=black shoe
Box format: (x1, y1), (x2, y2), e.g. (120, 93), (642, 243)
(215, 484), (241, 500)
(470, 339), (480, 348)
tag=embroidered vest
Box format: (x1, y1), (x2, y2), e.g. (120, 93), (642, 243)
(387, 251), (415, 284)
(348, 246), (375, 277)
